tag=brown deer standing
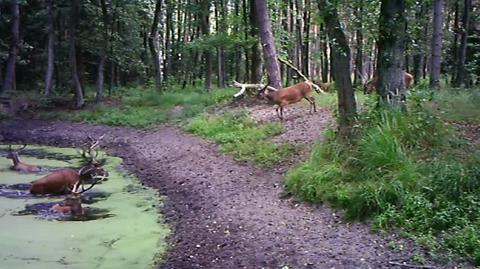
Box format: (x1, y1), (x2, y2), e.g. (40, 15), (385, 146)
(6, 145), (41, 172)
(363, 72), (414, 94)
(262, 81), (321, 121)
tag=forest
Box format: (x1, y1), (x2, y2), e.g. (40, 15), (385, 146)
(0, 0), (480, 268)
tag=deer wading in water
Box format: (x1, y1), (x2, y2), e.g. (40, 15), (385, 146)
(30, 135), (109, 196)
(6, 144), (41, 172)
(39, 135), (110, 220)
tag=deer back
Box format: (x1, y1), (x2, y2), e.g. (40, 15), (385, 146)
(276, 82), (312, 104)
(30, 168), (80, 195)
(14, 162), (41, 172)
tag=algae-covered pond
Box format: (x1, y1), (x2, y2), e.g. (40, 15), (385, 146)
(0, 145), (169, 269)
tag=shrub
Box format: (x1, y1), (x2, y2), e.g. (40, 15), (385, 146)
(285, 97), (480, 263)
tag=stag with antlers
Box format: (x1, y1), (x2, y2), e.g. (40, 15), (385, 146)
(37, 135), (110, 219)
(6, 144), (41, 172)
(30, 135), (109, 196)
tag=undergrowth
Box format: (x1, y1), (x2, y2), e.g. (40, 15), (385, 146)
(185, 111), (296, 166)
(286, 88), (480, 264)
(39, 85), (235, 128)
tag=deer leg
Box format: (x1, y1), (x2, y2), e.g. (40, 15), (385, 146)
(275, 106), (280, 119)
(280, 106), (284, 121)
(310, 96), (317, 112)
(304, 97), (315, 114)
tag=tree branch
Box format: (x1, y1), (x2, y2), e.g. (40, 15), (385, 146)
(277, 58), (326, 94)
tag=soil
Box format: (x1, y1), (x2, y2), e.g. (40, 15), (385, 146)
(227, 99), (335, 173)
(0, 116), (466, 269)
(454, 122), (480, 145)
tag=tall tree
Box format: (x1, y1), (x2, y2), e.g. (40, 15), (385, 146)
(454, 0), (472, 87)
(354, 0), (364, 85)
(199, 0), (212, 90)
(412, 2), (428, 85)
(302, 0), (311, 77)
(249, 0), (262, 83)
(254, 0), (282, 89)
(44, 0), (55, 96)
(318, 0), (357, 137)
(149, 0), (165, 91)
(320, 24), (329, 82)
(377, 0), (407, 107)
(69, 0), (84, 108)
(430, 0), (445, 89)
(1, 0), (20, 98)
(96, 0), (110, 101)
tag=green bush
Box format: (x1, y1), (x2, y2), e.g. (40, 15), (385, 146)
(286, 98), (480, 263)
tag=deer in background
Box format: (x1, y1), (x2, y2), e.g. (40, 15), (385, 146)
(6, 145), (41, 172)
(261, 81), (322, 121)
(363, 72), (414, 94)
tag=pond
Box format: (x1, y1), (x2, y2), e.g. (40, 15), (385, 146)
(0, 145), (169, 269)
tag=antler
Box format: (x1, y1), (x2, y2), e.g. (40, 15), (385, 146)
(71, 174), (109, 195)
(81, 134), (105, 161)
(72, 166), (109, 195)
(8, 144), (27, 152)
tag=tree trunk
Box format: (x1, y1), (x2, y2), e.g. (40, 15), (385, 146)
(377, 0), (407, 107)
(318, 0), (357, 137)
(69, 0), (84, 108)
(44, 0), (55, 96)
(214, 1), (226, 88)
(199, 0), (212, 90)
(412, 2), (426, 85)
(164, 0), (173, 81)
(454, 0), (472, 87)
(451, 1), (460, 83)
(354, 0), (364, 85)
(149, 0), (164, 91)
(96, 0), (110, 102)
(249, 0), (262, 83)
(430, 0), (444, 89)
(320, 24), (329, 82)
(302, 0), (311, 77)
(1, 0), (20, 98)
(413, 54), (424, 85)
(254, 0), (282, 89)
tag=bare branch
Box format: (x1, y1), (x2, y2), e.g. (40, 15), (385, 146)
(231, 81), (278, 97)
(277, 58), (326, 94)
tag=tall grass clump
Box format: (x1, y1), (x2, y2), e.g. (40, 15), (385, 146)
(185, 111), (296, 166)
(286, 89), (480, 263)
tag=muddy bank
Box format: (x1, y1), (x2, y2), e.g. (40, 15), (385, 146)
(0, 119), (461, 269)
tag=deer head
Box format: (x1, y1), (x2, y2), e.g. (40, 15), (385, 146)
(74, 135), (109, 192)
(6, 144), (26, 163)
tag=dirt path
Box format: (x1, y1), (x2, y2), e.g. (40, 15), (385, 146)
(0, 119), (449, 269)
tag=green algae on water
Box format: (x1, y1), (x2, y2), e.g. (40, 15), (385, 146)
(0, 145), (169, 269)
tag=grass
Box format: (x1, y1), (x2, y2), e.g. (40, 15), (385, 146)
(286, 87), (480, 264)
(185, 111), (297, 167)
(39, 84), (236, 128)
(426, 89), (480, 124)
(27, 83), (302, 167)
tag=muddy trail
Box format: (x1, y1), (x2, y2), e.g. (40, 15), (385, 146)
(0, 119), (454, 269)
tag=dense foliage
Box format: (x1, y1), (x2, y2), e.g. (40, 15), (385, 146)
(286, 88), (480, 263)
